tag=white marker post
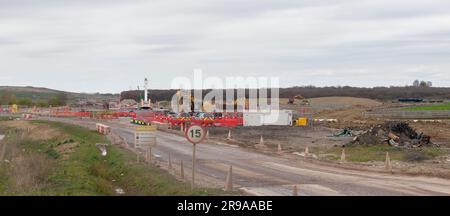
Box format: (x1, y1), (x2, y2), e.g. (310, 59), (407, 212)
(185, 124), (206, 190)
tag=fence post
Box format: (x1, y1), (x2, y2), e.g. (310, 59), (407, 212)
(180, 160), (185, 179)
(168, 153), (172, 170)
(225, 165), (233, 191)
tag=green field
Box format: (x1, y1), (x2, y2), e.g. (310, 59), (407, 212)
(0, 120), (229, 195)
(313, 145), (445, 163)
(0, 86), (118, 106)
(404, 102), (450, 111)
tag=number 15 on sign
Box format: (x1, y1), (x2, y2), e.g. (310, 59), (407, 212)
(184, 125), (206, 189)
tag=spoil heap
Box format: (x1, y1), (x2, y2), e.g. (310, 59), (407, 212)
(350, 122), (437, 148)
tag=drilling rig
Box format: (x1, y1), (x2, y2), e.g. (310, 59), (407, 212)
(140, 78), (151, 110)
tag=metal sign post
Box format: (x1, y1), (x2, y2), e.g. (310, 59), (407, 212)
(185, 124), (206, 190)
(192, 143), (196, 189)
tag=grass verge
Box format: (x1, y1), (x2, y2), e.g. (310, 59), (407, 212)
(0, 120), (230, 195)
(403, 102), (450, 111)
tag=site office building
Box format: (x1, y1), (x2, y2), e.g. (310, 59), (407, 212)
(243, 109), (293, 126)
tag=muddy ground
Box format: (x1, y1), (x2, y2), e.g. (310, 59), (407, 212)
(207, 125), (353, 152)
(317, 108), (450, 148)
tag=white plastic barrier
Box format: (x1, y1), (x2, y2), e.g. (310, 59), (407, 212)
(22, 114), (33, 119)
(95, 123), (111, 135)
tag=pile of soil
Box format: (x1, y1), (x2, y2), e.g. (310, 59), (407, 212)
(350, 122), (437, 148)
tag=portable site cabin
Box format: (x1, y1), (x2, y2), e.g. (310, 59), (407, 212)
(243, 110), (293, 126)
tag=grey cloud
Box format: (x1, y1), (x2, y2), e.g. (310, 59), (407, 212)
(185, 0), (343, 17)
(1, 0), (450, 92)
(134, 34), (194, 45)
(334, 0), (450, 20)
(0, 37), (20, 45)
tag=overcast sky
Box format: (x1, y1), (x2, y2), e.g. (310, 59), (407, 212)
(1, 0), (450, 93)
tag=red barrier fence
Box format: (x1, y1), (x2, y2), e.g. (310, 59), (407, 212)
(131, 112), (244, 127)
(46, 107), (242, 128)
(49, 110), (135, 119)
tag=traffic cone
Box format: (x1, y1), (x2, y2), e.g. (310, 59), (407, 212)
(340, 148), (346, 162)
(293, 185), (298, 196)
(385, 152), (392, 172)
(225, 165), (233, 191)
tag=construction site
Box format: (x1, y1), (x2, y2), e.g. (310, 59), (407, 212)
(2, 78), (450, 196)
(2, 1), (450, 202)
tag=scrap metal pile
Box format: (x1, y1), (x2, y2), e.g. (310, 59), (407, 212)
(350, 122), (438, 148)
(333, 128), (355, 137)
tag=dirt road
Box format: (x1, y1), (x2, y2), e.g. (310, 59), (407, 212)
(43, 117), (450, 196)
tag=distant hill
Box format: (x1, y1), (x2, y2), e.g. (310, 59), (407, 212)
(0, 86), (119, 106)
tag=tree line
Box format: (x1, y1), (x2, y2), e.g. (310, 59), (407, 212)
(120, 86), (450, 102)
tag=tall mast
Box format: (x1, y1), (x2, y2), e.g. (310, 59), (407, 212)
(144, 78), (148, 103)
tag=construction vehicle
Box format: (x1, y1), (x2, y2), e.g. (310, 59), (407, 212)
(234, 98), (249, 111)
(288, 95), (310, 105)
(10, 104), (18, 113)
(294, 117), (308, 126)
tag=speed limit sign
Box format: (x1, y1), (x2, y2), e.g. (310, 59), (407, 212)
(185, 124), (206, 144)
(184, 124), (206, 190)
